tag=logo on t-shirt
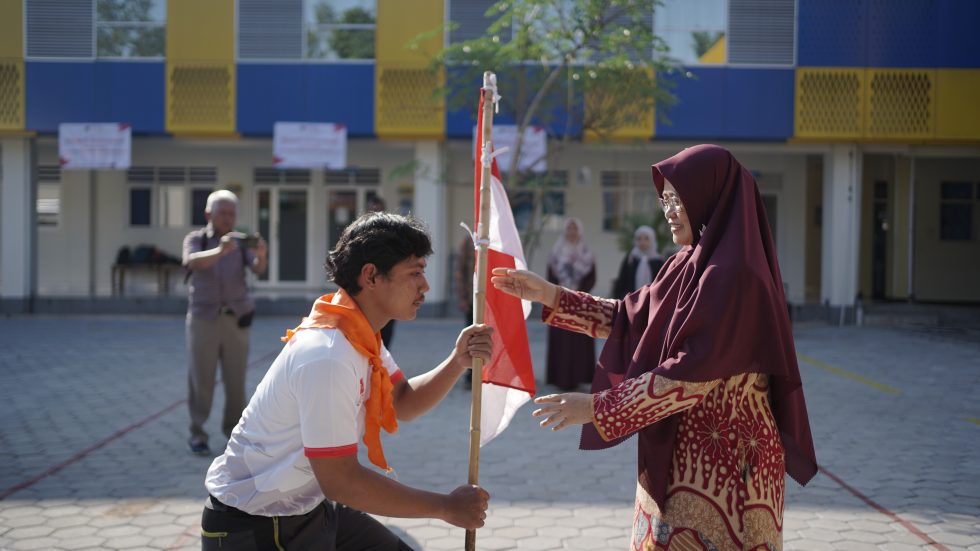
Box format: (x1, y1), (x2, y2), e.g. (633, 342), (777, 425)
(357, 377), (365, 407)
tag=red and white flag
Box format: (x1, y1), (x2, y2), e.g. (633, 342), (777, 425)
(473, 88), (536, 447)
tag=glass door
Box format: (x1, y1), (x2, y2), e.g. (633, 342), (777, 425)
(255, 186), (309, 285)
(326, 187), (381, 251)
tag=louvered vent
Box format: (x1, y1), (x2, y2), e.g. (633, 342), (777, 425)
(127, 166), (156, 182)
(324, 169), (380, 185)
(0, 61), (23, 129)
(38, 165), (62, 182)
(168, 64), (235, 132)
(189, 167), (218, 182)
(796, 69), (864, 138)
(867, 70), (934, 138)
(449, 0), (498, 44)
(253, 167), (311, 184)
(284, 169), (311, 183)
(27, 0), (94, 58)
(376, 65), (443, 137)
(325, 170), (351, 184)
(239, 0), (303, 59)
(728, 0), (795, 65)
(159, 167), (186, 182)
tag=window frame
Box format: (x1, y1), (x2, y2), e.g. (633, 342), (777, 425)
(94, 0), (167, 60)
(303, 0), (377, 62)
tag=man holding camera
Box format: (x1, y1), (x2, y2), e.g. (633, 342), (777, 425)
(182, 190), (268, 456)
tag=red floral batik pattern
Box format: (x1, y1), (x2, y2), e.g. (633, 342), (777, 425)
(543, 288), (785, 551)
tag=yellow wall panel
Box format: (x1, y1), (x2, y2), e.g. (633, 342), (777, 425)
(0, 1), (24, 58)
(865, 69), (935, 140)
(167, 0), (235, 61)
(376, 0), (443, 62)
(935, 69), (980, 141)
(795, 68), (865, 139)
(584, 69), (655, 142)
(375, 0), (444, 139)
(0, 59), (24, 130)
(166, 62), (236, 134)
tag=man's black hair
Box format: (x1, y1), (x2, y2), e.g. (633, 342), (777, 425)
(326, 212), (432, 295)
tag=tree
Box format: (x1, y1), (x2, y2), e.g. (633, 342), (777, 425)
(692, 30), (724, 59)
(424, 0), (680, 261)
(331, 8), (376, 59)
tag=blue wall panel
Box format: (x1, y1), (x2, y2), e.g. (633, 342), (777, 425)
(94, 62), (165, 133)
(305, 64), (374, 137)
(936, 0), (980, 68)
(237, 64), (308, 135)
(25, 62), (96, 133)
(238, 63), (374, 136)
(798, 0), (867, 67)
(866, 0), (937, 67)
(656, 68), (793, 141)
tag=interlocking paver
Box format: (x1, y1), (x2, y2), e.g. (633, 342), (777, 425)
(0, 317), (977, 550)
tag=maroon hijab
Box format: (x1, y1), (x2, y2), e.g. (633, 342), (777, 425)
(580, 144), (817, 508)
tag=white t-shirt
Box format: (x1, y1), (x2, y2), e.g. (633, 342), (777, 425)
(205, 328), (404, 516)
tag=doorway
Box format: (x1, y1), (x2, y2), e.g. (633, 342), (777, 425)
(326, 187), (382, 251)
(255, 186), (309, 285)
(871, 180), (888, 300)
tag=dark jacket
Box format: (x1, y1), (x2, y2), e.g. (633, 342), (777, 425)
(613, 255), (665, 299)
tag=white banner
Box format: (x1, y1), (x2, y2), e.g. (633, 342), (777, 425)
(472, 124), (547, 173)
(58, 123), (132, 170)
(273, 122), (347, 169)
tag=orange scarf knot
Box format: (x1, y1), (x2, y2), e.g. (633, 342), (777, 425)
(282, 291), (398, 471)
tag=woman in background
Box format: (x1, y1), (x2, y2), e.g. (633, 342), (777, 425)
(545, 218), (597, 391)
(613, 225), (665, 299)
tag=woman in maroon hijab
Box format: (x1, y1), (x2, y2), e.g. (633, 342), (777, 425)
(492, 145), (817, 551)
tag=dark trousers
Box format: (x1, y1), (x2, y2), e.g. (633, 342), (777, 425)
(202, 495), (411, 551)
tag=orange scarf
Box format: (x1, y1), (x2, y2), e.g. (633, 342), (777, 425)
(282, 291), (398, 472)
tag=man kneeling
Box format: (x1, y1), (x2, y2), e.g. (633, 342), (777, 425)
(202, 212), (491, 550)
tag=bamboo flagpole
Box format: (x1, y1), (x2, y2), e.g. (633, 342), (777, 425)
(465, 70), (498, 551)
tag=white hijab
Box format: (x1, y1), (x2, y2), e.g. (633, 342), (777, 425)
(549, 218), (595, 288)
(629, 225), (660, 290)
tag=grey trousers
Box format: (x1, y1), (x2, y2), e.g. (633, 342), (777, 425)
(187, 313), (249, 444)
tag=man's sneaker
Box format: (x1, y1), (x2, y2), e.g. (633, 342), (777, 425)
(189, 441), (211, 456)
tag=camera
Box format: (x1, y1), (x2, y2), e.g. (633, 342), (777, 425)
(238, 235), (259, 249)
(229, 232), (260, 249)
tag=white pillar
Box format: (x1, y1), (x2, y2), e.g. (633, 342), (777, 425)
(413, 140), (447, 306)
(820, 144), (863, 307)
(0, 138), (35, 311)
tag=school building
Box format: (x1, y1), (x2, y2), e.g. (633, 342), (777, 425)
(1, 0), (978, 319)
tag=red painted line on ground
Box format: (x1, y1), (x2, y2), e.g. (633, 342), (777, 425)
(0, 349), (279, 501)
(820, 466), (952, 551)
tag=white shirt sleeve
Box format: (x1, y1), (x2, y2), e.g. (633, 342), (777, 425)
(380, 343), (404, 384)
(294, 357), (361, 458)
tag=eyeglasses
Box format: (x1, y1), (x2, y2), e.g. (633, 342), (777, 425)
(659, 195), (684, 214)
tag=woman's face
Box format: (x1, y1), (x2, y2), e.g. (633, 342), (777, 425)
(661, 179), (693, 246)
(634, 232), (652, 252)
(564, 222), (580, 243)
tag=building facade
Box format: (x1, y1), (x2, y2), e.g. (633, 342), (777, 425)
(1, 0), (978, 316)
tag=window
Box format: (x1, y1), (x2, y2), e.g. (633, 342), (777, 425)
(130, 188), (152, 226)
(654, 0), (727, 65)
(939, 182), (973, 241)
(508, 171), (567, 233)
(305, 0), (376, 60)
(36, 166), (62, 227)
(128, 167), (217, 227)
(601, 171), (658, 231)
(97, 0), (166, 58)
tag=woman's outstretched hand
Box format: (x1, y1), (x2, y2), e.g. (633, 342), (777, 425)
(532, 393), (594, 431)
(490, 268), (559, 307)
